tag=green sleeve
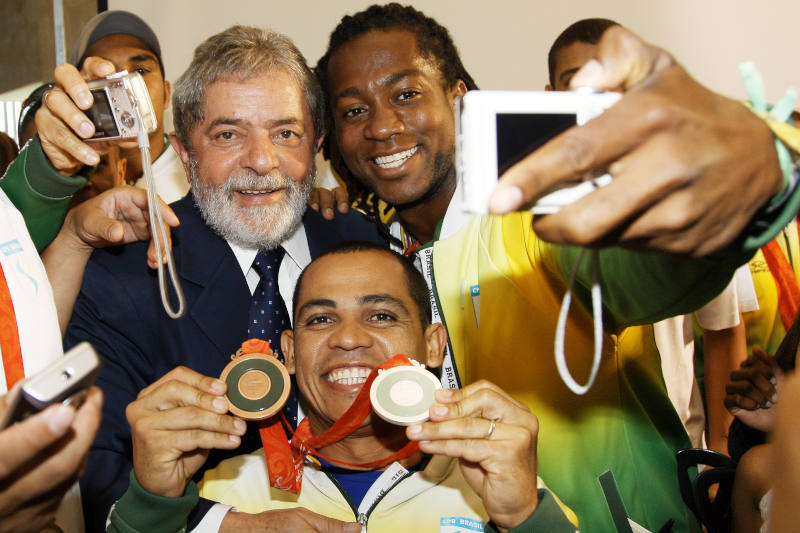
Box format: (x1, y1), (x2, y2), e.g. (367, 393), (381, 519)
(0, 136), (88, 251)
(552, 243), (753, 330)
(107, 471), (199, 533)
(484, 490), (578, 533)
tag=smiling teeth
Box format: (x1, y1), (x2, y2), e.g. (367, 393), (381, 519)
(326, 367), (370, 385)
(240, 189), (275, 195)
(374, 147), (418, 169)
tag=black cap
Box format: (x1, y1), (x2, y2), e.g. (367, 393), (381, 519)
(69, 10), (164, 76)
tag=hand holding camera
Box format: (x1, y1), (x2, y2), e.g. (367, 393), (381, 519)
(36, 58), (155, 176)
(0, 345), (103, 532)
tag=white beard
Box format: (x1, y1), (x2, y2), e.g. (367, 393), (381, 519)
(190, 160), (313, 251)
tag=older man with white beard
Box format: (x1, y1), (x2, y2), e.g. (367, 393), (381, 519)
(63, 26), (381, 533)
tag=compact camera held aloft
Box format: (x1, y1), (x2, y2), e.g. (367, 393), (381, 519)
(84, 70), (157, 142)
(456, 89), (621, 214)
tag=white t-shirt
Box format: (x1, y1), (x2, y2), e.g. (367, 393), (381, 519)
(133, 143), (190, 204)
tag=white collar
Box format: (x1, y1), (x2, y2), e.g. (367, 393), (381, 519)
(439, 179), (472, 241)
(226, 222), (311, 276)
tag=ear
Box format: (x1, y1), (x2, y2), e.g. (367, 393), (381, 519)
(162, 80), (172, 109)
(169, 132), (193, 178)
(422, 322), (447, 369)
(447, 79), (468, 104)
(281, 329), (296, 375)
(314, 131), (326, 154)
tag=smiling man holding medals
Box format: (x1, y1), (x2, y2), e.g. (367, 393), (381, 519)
(108, 243), (578, 533)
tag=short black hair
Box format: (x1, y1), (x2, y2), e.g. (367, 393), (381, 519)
(548, 18), (619, 87)
(292, 242), (432, 329)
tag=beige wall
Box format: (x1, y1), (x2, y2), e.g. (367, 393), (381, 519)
(110, 0), (798, 103)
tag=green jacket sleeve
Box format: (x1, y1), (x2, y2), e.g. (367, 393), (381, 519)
(0, 136), (88, 251)
(552, 243), (753, 331)
(107, 471), (199, 533)
(484, 489), (578, 533)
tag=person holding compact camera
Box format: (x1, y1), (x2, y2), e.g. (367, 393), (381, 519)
(0, 10), (188, 252)
(0, 155), (178, 532)
(314, 4), (799, 531)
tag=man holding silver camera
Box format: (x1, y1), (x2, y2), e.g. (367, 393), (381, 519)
(1, 10), (187, 252)
(315, 4), (798, 530)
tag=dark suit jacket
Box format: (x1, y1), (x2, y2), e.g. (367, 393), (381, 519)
(65, 193), (384, 532)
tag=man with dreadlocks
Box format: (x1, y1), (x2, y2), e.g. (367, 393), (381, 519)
(314, 4), (799, 531)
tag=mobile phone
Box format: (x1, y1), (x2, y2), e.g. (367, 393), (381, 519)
(456, 89), (621, 214)
(85, 71), (157, 142)
(0, 342), (101, 429)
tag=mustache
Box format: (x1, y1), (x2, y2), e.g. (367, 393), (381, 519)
(221, 169), (292, 194)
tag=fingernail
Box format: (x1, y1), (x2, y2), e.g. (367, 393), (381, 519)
(764, 400), (773, 408)
(210, 380), (226, 393)
(489, 186), (523, 214)
(571, 59), (605, 88)
(98, 63), (114, 76)
(771, 394), (778, 404)
(233, 419), (247, 433)
(213, 397), (228, 412)
(432, 404), (448, 417)
(435, 389), (453, 400)
(84, 150), (100, 165)
(48, 404), (75, 436)
(310, 203), (319, 211)
(407, 424), (421, 436)
(770, 377), (777, 385)
(77, 92), (92, 108)
(228, 435), (241, 444)
(338, 202), (349, 211)
(324, 208), (334, 218)
(79, 121), (94, 137)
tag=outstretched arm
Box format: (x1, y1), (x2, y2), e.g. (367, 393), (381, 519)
(41, 185), (178, 334)
(492, 26), (796, 257)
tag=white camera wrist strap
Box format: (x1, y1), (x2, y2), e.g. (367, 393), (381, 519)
(554, 248), (603, 395)
(134, 107), (186, 319)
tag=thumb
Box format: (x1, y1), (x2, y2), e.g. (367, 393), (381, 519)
(78, 208), (125, 245)
(100, 218), (125, 243)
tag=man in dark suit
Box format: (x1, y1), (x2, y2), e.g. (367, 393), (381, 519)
(64, 26), (379, 533)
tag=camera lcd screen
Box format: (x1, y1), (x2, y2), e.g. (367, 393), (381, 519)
(496, 113), (576, 175)
(87, 89), (120, 138)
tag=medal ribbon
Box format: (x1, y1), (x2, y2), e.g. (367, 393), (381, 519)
(0, 263), (24, 390)
(258, 353), (420, 493)
(762, 223), (800, 330)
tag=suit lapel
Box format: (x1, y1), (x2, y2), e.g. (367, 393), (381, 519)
(172, 194), (250, 356)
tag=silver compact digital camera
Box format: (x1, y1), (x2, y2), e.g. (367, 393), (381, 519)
(456, 89), (621, 214)
(85, 70), (157, 142)
(0, 342), (101, 428)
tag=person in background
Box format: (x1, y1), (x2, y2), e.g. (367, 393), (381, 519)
(1, 10), (188, 252)
(68, 145), (127, 207)
(0, 132), (18, 176)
